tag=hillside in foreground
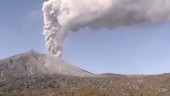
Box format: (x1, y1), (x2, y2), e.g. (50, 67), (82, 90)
(1, 74), (170, 96)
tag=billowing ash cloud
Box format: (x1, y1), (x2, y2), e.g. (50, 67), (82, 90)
(42, 0), (170, 57)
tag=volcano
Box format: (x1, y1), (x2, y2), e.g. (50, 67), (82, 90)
(0, 50), (93, 77)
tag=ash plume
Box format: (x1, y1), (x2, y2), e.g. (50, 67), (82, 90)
(42, 0), (170, 57)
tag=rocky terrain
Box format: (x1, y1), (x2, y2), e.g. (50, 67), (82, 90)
(0, 50), (170, 96)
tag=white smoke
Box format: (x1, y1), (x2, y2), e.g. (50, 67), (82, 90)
(42, 0), (170, 56)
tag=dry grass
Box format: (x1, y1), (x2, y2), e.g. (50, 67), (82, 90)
(1, 74), (170, 96)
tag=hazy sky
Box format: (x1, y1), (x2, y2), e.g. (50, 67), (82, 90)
(1, 0), (170, 74)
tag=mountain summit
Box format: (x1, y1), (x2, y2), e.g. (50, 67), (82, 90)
(0, 50), (93, 77)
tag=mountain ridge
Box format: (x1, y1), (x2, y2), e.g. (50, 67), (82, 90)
(0, 50), (93, 77)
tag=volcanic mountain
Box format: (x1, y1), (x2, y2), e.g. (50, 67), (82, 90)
(0, 50), (93, 77)
(1, 50), (170, 96)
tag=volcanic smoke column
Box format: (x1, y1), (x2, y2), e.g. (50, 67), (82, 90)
(42, 0), (170, 57)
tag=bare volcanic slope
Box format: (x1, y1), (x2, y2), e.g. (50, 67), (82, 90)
(0, 50), (93, 77)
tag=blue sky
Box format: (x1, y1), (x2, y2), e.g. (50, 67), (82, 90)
(1, 0), (170, 74)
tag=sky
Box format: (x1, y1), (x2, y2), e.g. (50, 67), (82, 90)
(0, 0), (170, 74)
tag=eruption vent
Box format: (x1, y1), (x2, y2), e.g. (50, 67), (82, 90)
(42, 0), (170, 56)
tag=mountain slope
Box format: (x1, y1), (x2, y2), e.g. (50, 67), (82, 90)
(0, 50), (93, 77)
